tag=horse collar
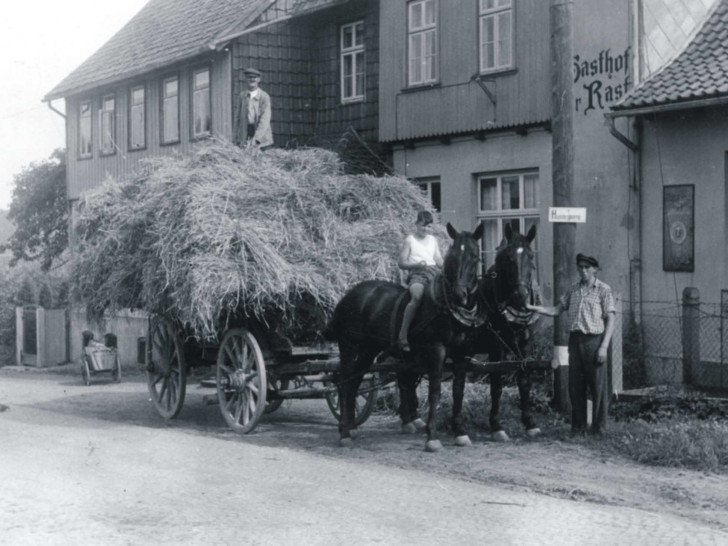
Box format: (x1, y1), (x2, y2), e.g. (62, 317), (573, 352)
(437, 274), (487, 329)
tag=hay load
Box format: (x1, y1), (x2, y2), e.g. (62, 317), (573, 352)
(72, 140), (443, 343)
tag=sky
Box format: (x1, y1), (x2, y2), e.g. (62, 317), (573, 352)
(0, 0), (150, 210)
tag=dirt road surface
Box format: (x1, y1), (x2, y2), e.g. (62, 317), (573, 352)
(1, 365), (727, 545)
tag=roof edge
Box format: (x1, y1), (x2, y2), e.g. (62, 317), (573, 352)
(210, 0), (275, 50)
(608, 94), (728, 118)
(43, 47), (224, 102)
(380, 119), (552, 144)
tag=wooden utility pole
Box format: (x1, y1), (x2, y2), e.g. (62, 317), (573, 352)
(550, 0), (574, 415)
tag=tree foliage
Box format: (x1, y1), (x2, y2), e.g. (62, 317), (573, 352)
(3, 149), (68, 271)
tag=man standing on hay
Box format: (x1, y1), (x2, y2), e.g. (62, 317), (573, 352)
(234, 67), (273, 149)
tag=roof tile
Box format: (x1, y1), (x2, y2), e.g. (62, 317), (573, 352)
(45, 0), (265, 100)
(614, 0), (728, 111)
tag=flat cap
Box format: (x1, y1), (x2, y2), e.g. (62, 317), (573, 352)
(243, 67), (261, 76)
(576, 253), (599, 268)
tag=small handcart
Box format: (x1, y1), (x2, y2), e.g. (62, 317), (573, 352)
(80, 331), (121, 385)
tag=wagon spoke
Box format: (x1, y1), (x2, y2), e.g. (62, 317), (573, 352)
(235, 394), (246, 424)
(224, 345), (237, 368)
(246, 380), (259, 396)
(241, 343), (250, 371)
(216, 328), (267, 434)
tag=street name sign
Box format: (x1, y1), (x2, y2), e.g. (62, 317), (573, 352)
(548, 207), (587, 223)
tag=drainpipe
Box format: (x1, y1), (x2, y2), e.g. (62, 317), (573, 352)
(45, 99), (66, 120)
(605, 112), (641, 328)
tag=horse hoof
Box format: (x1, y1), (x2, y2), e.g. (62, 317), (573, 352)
(454, 435), (472, 447)
(350, 428), (360, 439)
(425, 440), (443, 453)
(412, 418), (426, 431)
(526, 427), (542, 437)
(401, 422), (417, 434)
(492, 430), (509, 442)
(339, 437), (355, 448)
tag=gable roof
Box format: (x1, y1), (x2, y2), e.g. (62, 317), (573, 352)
(44, 0), (269, 101)
(612, 0), (728, 114)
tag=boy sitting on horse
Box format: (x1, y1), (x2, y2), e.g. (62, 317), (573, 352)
(397, 211), (444, 352)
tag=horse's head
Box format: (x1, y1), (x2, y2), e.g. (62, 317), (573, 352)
(443, 222), (484, 306)
(493, 224), (537, 311)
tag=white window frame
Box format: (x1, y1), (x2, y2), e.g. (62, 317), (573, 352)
(161, 76), (179, 145)
(340, 21), (365, 103)
(98, 94), (116, 156)
(479, 0), (514, 73)
(129, 85), (146, 151)
(408, 0), (438, 86)
(477, 170), (539, 271)
(78, 100), (92, 159)
(192, 68), (211, 138)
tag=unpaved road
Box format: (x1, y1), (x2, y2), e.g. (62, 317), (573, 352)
(1, 364), (727, 545)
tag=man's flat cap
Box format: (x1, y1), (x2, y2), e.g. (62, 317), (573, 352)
(243, 67), (261, 76)
(576, 253), (599, 268)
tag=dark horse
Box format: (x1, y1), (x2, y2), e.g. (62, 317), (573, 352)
(326, 223), (484, 452)
(449, 223), (542, 444)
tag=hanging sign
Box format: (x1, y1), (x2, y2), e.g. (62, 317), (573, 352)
(548, 207), (587, 223)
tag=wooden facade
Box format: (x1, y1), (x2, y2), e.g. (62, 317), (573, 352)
(233, 0), (380, 149)
(379, 0), (551, 143)
(66, 51), (232, 201)
(64, 0), (382, 202)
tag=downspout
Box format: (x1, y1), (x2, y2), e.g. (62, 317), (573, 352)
(605, 111), (641, 329)
(45, 99), (66, 120)
(605, 112), (637, 152)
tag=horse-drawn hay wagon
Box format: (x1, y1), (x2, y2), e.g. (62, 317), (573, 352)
(72, 141), (551, 442)
(143, 315), (382, 434)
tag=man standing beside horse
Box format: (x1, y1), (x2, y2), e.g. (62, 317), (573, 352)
(527, 253), (616, 435)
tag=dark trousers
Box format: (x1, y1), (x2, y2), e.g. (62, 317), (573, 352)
(568, 331), (608, 433)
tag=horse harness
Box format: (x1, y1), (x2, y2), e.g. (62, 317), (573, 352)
(388, 273), (487, 346)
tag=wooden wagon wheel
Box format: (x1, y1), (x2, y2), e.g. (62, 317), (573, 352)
(325, 373), (378, 427)
(216, 328), (267, 434)
(146, 318), (187, 419)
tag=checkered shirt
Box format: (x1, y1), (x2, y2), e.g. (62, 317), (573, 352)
(559, 278), (615, 335)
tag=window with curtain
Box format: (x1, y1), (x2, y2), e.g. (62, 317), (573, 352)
(192, 68), (211, 138)
(162, 76), (179, 144)
(79, 100), (92, 158)
(477, 170), (539, 271)
(479, 0), (514, 73)
(99, 95), (116, 155)
(129, 85), (146, 150)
